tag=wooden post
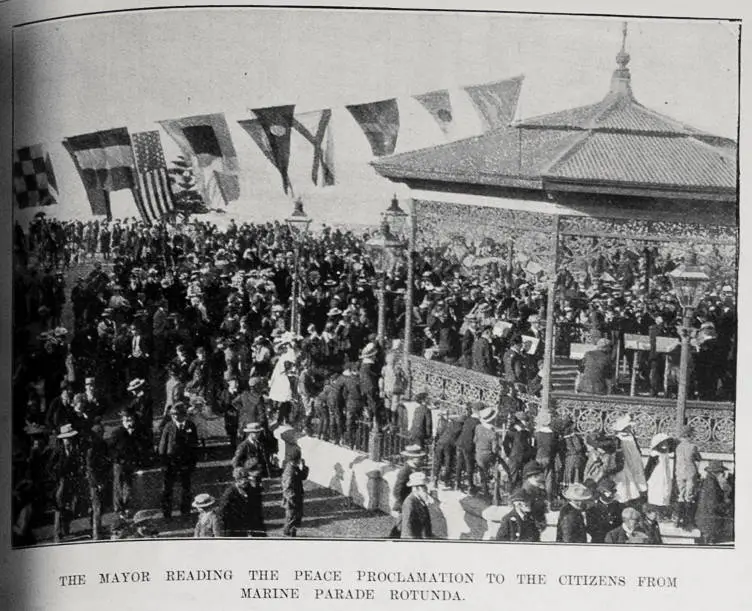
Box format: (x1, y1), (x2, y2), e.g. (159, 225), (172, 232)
(630, 352), (639, 397)
(403, 198), (416, 364)
(663, 354), (670, 397)
(613, 340), (621, 387)
(377, 274), (386, 342)
(541, 217), (560, 414)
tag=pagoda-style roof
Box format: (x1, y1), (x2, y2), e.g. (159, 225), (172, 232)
(373, 39), (737, 202)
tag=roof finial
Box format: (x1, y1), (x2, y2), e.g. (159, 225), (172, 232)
(616, 21), (630, 69)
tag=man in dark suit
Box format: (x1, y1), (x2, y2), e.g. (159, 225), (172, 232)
(400, 472), (433, 539)
(232, 422), (271, 479)
(432, 412), (464, 488)
(695, 461), (732, 545)
(406, 392), (434, 450)
(586, 478), (624, 544)
(158, 403), (199, 519)
(455, 403), (481, 493)
(496, 489), (541, 542)
(472, 326), (494, 375)
(109, 408), (144, 518)
(219, 465), (267, 537)
(604, 507), (643, 544)
(556, 483), (593, 543)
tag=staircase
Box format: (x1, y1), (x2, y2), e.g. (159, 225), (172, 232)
(551, 358), (579, 392)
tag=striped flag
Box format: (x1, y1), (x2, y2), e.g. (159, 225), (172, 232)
(131, 131), (175, 223)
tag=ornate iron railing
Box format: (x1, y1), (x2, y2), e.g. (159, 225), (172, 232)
(405, 355), (734, 454)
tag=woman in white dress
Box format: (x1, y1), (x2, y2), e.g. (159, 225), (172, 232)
(645, 432), (675, 517)
(611, 414), (648, 505)
(268, 333), (298, 425)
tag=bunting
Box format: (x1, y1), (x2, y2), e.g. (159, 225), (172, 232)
(246, 104), (296, 194)
(414, 89), (454, 136)
(63, 127), (137, 217)
(346, 98), (400, 157)
(292, 109), (335, 186)
(158, 113), (240, 203)
(13, 144), (58, 208)
(463, 75), (524, 131)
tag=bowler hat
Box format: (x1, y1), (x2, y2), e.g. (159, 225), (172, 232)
(243, 422), (264, 433)
(401, 444), (426, 458)
(521, 462), (544, 479)
(509, 489), (532, 504)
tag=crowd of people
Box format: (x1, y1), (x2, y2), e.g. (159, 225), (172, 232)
(10, 214), (735, 546)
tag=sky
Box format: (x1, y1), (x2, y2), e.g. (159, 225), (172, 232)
(12, 8), (740, 226)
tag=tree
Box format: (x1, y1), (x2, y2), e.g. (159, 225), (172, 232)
(168, 156), (208, 215)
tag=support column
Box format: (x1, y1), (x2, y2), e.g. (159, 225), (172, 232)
(676, 308), (693, 435)
(541, 217), (560, 414)
(377, 274), (386, 342)
(403, 198), (416, 361)
(290, 244), (299, 332)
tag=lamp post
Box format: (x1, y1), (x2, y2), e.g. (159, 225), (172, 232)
(668, 254), (710, 435)
(285, 198), (312, 335)
(364, 198), (407, 342)
(364, 197), (407, 461)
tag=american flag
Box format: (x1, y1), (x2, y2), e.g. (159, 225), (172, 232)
(131, 131), (174, 223)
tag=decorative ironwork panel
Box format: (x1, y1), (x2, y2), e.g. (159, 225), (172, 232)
(559, 217), (738, 243)
(413, 199), (557, 277)
(405, 357), (734, 454)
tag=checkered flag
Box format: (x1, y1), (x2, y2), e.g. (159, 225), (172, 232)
(13, 144), (58, 208)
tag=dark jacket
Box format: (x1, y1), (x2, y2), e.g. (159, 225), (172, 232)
(556, 502), (588, 543)
(218, 483), (266, 537)
(472, 336), (493, 375)
(109, 426), (144, 471)
(392, 463), (416, 512)
(158, 419), (198, 468)
(496, 508), (541, 542)
(695, 474), (731, 544)
(586, 499), (624, 544)
(281, 461), (309, 509)
(400, 494), (432, 539)
(456, 416), (480, 451)
(407, 404), (433, 447)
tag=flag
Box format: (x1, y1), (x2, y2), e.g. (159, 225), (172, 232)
(414, 89), (453, 136)
(293, 109), (335, 186)
(158, 113), (239, 202)
(63, 127), (137, 217)
(131, 131), (175, 223)
(463, 75), (524, 131)
(13, 144), (58, 208)
(346, 98), (400, 157)
(245, 104), (296, 193)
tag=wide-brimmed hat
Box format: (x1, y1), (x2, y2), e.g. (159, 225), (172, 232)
(612, 414), (632, 432)
(563, 483), (593, 502)
(127, 378), (145, 392)
(401, 444), (426, 458)
(705, 460), (729, 474)
(479, 407), (498, 424)
(243, 422), (264, 434)
(407, 472), (429, 487)
(327, 307), (343, 317)
(192, 493), (216, 509)
(650, 432), (671, 450)
(57, 424), (78, 439)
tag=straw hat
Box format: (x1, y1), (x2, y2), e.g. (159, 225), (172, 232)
(479, 407), (498, 424)
(127, 378), (145, 392)
(650, 432), (671, 450)
(407, 472), (429, 487)
(401, 444), (426, 458)
(192, 493), (216, 510)
(562, 483), (593, 502)
(243, 422), (264, 434)
(57, 424), (78, 440)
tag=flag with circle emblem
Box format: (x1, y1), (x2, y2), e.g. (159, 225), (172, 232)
(239, 105), (296, 194)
